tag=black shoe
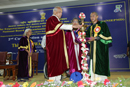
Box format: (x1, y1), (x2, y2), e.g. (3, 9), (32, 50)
(65, 70), (70, 77)
(17, 79), (21, 82)
(17, 79), (26, 82)
(22, 79), (26, 82)
(66, 74), (70, 77)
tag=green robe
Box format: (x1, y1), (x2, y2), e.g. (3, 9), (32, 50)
(86, 21), (112, 76)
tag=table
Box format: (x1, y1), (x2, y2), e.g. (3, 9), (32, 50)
(0, 64), (18, 81)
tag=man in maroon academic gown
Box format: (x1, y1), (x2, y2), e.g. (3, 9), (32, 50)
(46, 6), (82, 80)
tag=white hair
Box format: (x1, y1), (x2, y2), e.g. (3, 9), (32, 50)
(53, 6), (61, 13)
(23, 28), (32, 36)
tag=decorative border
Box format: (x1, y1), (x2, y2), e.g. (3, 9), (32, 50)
(46, 23), (62, 35)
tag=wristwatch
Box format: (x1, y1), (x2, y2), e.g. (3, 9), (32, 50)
(95, 37), (101, 40)
(95, 37), (97, 40)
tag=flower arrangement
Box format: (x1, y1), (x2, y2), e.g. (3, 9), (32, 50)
(1, 77), (130, 87)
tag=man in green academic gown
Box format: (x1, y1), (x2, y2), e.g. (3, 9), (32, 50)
(86, 12), (112, 81)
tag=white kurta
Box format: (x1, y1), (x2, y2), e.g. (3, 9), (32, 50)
(71, 31), (81, 71)
(41, 35), (46, 49)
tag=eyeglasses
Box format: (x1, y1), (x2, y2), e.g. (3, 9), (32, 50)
(73, 21), (78, 23)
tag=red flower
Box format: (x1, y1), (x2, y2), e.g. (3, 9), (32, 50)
(37, 83), (43, 86)
(0, 81), (3, 86)
(86, 79), (93, 84)
(77, 81), (83, 86)
(104, 79), (110, 85)
(61, 81), (65, 86)
(13, 82), (20, 87)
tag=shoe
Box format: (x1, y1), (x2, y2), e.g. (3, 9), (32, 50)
(66, 70), (70, 77)
(22, 79), (26, 82)
(17, 79), (21, 82)
(4, 77), (9, 81)
(17, 79), (26, 82)
(66, 74), (70, 77)
(9, 76), (13, 80)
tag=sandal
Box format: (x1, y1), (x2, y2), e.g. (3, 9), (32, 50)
(4, 77), (9, 81)
(9, 76), (13, 80)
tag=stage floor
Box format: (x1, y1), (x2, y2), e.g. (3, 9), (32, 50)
(0, 72), (130, 85)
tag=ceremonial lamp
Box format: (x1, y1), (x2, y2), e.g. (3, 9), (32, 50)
(78, 13), (97, 86)
(78, 12), (89, 81)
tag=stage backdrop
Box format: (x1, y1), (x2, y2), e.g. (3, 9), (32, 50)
(0, 0), (129, 72)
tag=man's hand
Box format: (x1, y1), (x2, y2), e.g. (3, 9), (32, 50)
(72, 25), (82, 29)
(88, 36), (95, 42)
(43, 47), (46, 50)
(74, 42), (78, 45)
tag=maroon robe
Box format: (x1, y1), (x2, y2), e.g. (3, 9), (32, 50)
(65, 31), (82, 75)
(46, 16), (69, 77)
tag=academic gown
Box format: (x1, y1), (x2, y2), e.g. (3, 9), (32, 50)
(17, 36), (36, 79)
(46, 16), (69, 77)
(86, 21), (112, 76)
